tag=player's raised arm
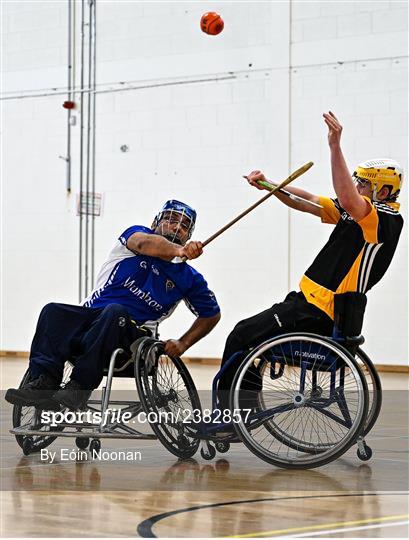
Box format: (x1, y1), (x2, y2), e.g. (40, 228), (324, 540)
(323, 111), (370, 222)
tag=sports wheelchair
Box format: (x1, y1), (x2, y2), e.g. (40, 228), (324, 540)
(10, 294), (380, 470)
(10, 338), (159, 456)
(133, 294), (381, 469)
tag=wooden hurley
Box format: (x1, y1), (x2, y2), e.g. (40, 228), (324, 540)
(202, 161), (314, 248)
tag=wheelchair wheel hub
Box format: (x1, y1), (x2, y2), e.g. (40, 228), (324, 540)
(167, 389), (178, 402)
(292, 392), (306, 407)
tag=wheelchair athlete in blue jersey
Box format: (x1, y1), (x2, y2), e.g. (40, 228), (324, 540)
(6, 200), (221, 411)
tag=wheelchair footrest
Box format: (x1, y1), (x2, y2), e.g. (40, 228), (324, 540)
(10, 426), (156, 439)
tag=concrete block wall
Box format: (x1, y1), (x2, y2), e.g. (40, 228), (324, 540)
(290, 1), (408, 364)
(2, 1), (407, 364)
(2, 1), (290, 357)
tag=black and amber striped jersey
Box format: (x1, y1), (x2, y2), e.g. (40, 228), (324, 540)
(299, 196), (403, 319)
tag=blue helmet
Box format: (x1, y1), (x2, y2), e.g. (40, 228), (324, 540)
(152, 200), (197, 245)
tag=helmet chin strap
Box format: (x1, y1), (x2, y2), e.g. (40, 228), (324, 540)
(371, 183), (381, 202)
(371, 183), (395, 203)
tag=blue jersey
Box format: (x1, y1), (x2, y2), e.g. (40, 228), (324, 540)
(83, 225), (220, 324)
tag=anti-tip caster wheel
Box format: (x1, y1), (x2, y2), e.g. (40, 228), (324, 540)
(200, 443), (216, 461)
(215, 441), (230, 454)
(357, 443), (373, 461)
(75, 437), (90, 450)
(89, 439), (101, 455)
(22, 437), (33, 456)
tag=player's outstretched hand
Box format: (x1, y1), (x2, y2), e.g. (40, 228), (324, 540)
(243, 170), (268, 190)
(179, 240), (203, 260)
(164, 339), (188, 357)
(323, 111), (343, 148)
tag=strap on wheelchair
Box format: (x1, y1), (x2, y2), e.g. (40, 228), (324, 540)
(333, 292), (367, 350)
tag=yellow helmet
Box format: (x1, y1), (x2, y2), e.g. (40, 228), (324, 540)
(353, 158), (404, 202)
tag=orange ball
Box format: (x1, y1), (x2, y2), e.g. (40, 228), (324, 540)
(200, 12), (224, 35)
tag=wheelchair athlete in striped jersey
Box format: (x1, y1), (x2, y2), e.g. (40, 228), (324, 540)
(218, 111), (404, 412)
(6, 200), (221, 411)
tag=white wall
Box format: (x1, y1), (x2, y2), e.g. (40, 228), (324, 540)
(290, 0), (408, 365)
(1, 1), (290, 357)
(1, 1), (407, 365)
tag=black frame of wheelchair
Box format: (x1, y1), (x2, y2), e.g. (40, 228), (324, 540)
(10, 340), (158, 456)
(134, 328), (381, 469)
(10, 327), (381, 468)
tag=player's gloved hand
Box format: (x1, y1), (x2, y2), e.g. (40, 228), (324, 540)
(164, 339), (188, 357)
(243, 170), (268, 190)
(179, 241), (203, 260)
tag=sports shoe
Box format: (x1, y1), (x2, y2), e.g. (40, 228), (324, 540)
(5, 373), (60, 406)
(52, 379), (92, 410)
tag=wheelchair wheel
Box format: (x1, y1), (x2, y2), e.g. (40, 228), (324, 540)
(135, 340), (201, 459)
(230, 333), (368, 469)
(259, 345), (382, 454)
(13, 363), (72, 454)
(355, 347), (382, 437)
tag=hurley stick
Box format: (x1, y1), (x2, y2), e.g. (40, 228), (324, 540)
(256, 179), (323, 209)
(201, 161), (314, 248)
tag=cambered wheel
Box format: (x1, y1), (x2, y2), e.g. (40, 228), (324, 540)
(355, 348), (382, 437)
(13, 364), (72, 454)
(260, 345), (381, 455)
(231, 333), (368, 469)
(135, 340), (201, 459)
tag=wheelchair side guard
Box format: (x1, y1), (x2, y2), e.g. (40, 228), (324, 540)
(130, 336), (159, 362)
(271, 342), (339, 370)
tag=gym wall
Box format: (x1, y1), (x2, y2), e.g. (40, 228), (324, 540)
(2, 1), (407, 365)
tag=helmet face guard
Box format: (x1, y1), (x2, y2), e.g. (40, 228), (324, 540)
(152, 200), (197, 245)
(353, 158), (403, 202)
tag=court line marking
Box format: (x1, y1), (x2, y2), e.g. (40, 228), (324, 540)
(136, 492), (408, 538)
(229, 514), (409, 538)
(371, 457), (409, 463)
(288, 519), (409, 538)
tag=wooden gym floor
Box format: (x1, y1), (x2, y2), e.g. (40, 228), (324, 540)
(1, 356), (408, 538)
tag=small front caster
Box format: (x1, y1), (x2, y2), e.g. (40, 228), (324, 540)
(89, 439), (101, 455)
(200, 442), (216, 461)
(22, 437), (33, 456)
(215, 441), (230, 454)
(75, 437), (90, 450)
(357, 443), (373, 461)
(357, 437), (373, 461)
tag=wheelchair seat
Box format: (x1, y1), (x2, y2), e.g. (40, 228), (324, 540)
(260, 331), (365, 373)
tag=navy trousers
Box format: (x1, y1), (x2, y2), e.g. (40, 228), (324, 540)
(217, 291), (334, 410)
(29, 303), (139, 389)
